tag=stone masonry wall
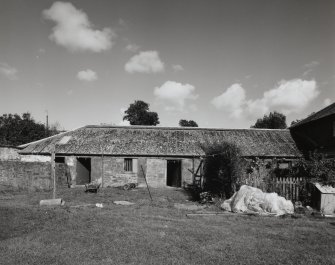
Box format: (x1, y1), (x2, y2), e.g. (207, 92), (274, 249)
(103, 157), (137, 187)
(0, 147), (20, 161)
(146, 158), (167, 188)
(56, 156), (199, 188)
(0, 160), (51, 191)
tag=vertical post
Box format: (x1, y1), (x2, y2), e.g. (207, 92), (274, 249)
(141, 165), (153, 202)
(101, 153), (104, 188)
(192, 157), (195, 184)
(51, 146), (56, 199)
(98, 136), (104, 188)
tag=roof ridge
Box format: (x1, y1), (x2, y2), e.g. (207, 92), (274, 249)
(84, 125), (290, 131)
(290, 102), (335, 128)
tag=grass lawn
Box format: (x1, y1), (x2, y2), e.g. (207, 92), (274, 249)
(0, 187), (334, 265)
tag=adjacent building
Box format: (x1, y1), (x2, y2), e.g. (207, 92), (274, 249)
(290, 102), (335, 158)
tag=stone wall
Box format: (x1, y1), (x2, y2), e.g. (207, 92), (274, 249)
(103, 157), (137, 187)
(55, 155), (198, 188)
(55, 162), (67, 187)
(146, 158), (167, 188)
(0, 147), (20, 160)
(0, 160), (51, 191)
(137, 157), (147, 187)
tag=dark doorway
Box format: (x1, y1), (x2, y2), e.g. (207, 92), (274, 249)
(167, 160), (182, 187)
(76, 157), (91, 185)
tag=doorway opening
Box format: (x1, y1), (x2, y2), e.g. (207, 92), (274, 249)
(167, 160), (182, 187)
(76, 157), (91, 185)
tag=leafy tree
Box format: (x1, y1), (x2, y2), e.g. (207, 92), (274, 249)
(290, 112), (315, 127)
(0, 112), (52, 146)
(123, 100), (159, 126)
(251, 111), (287, 129)
(179, 119), (198, 127)
(290, 119), (302, 126)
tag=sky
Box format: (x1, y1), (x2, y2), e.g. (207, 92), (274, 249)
(0, 0), (334, 130)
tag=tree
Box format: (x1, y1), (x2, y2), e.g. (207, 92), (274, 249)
(123, 100), (160, 126)
(0, 112), (50, 146)
(179, 119), (198, 127)
(251, 111), (287, 129)
(290, 112), (315, 127)
(290, 119), (302, 126)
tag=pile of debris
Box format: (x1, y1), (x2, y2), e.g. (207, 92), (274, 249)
(221, 185), (294, 216)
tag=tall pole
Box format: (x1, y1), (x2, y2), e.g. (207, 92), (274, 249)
(98, 137), (104, 188)
(46, 110), (49, 136)
(51, 145), (56, 199)
(101, 153), (104, 188)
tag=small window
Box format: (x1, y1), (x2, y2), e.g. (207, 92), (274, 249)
(124, 158), (133, 172)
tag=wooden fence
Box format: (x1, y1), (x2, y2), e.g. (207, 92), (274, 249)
(244, 174), (304, 202)
(274, 176), (304, 202)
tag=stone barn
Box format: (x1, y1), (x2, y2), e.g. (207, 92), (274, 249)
(18, 125), (301, 188)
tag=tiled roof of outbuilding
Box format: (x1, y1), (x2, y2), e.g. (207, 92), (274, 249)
(18, 125), (302, 158)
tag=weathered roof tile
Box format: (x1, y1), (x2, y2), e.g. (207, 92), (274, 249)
(19, 125), (302, 158)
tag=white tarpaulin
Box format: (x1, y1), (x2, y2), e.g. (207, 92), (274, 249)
(221, 185), (294, 216)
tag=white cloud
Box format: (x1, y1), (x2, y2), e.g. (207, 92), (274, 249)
(43, 2), (114, 52)
(125, 44), (140, 52)
(211, 83), (246, 118)
(154, 81), (198, 111)
(125, 50), (164, 73)
(212, 79), (319, 119)
(77, 69), (98, 82)
(260, 79), (319, 114)
(0, 63), (18, 80)
(324, 98), (332, 107)
(172, 64), (184, 72)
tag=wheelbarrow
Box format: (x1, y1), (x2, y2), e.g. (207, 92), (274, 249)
(85, 182), (101, 193)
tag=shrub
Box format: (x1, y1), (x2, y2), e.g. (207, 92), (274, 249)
(289, 154), (335, 186)
(272, 153), (335, 205)
(200, 141), (244, 199)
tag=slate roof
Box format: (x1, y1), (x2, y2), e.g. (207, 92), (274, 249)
(18, 125), (302, 158)
(290, 102), (335, 128)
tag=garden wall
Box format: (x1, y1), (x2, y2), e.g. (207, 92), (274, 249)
(0, 160), (51, 191)
(0, 147), (20, 160)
